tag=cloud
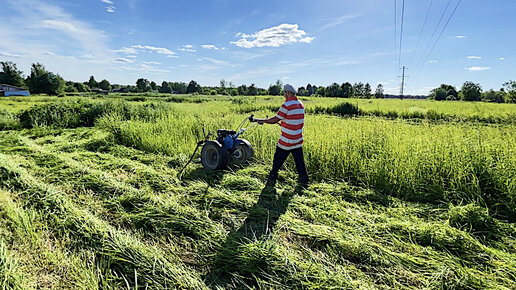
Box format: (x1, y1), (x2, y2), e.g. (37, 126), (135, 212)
(467, 56), (482, 59)
(178, 45), (196, 52)
(201, 44), (219, 50)
(131, 45), (176, 56)
(456, 35), (466, 39)
(499, 57), (505, 60)
(322, 15), (361, 29)
(466, 66), (490, 71)
(198, 57), (231, 66)
(0, 51), (24, 58)
(81, 54), (95, 59)
(101, 0), (115, 13)
(428, 60), (438, 63)
(113, 57), (134, 63)
(109, 63), (170, 73)
(112, 47), (138, 54)
(232, 23), (314, 48)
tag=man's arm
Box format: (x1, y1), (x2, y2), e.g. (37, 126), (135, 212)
(255, 116), (280, 125)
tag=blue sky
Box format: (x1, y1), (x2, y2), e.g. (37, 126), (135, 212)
(1, 0), (514, 95)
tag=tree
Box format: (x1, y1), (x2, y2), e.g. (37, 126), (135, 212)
(74, 82), (90, 92)
(237, 85), (247, 95)
(353, 82), (364, 97)
(482, 89), (505, 103)
(341, 82), (353, 98)
(170, 82), (187, 94)
(460, 81), (482, 101)
(25, 63), (65, 95)
(326, 83), (341, 97)
(375, 84), (384, 98)
(99, 79), (111, 91)
(364, 83), (372, 98)
(186, 80), (201, 94)
(136, 78), (150, 92)
(268, 80), (282, 95)
(0, 61), (25, 87)
(429, 87), (448, 101)
(248, 83), (258, 96)
(159, 81), (172, 93)
(503, 80), (516, 103)
(315, 86), (325, 96)
(150, 81), (157, 91)
(88, 76), (98, 89)
(306, 84), (314, 95)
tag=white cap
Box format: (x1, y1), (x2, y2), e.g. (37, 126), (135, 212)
(283, 84), (297, 94)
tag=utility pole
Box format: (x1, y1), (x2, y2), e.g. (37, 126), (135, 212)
(399, 66), (406, 99)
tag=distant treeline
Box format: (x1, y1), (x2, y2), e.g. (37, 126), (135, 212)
(1, 61), (515, 103)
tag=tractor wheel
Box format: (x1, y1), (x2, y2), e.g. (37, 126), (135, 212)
(201, 141), (229, 170)
(231, 142), (255, 166)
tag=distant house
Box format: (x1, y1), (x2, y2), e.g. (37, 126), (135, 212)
(111, 87), (128, 93)
(0, 84), (30, 96)
(91, 88), (109, 95)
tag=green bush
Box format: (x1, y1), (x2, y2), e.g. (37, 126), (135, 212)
(0, 110), (19, 130)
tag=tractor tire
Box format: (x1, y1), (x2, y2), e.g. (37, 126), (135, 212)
(201, 141), (229, 170)
(231, 141), (255, 166)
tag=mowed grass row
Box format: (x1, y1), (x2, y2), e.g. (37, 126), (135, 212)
(0, 129), (515, 289)
(98, 111), (516, 221)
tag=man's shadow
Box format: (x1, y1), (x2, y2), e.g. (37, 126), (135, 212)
(204, 182), (303, 287)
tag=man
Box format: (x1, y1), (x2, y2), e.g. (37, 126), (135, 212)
(252, 84), (309, 188)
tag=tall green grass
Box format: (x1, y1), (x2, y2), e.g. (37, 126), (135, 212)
(98, 111), (516, 221)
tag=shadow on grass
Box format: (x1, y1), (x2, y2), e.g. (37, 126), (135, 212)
(204, 183), (302, 287)
(181, 167), (226, 187)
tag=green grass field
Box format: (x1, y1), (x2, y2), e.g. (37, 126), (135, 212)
(1, 94), (515, 289)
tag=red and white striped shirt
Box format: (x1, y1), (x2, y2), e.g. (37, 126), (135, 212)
(274, 96), (305, 150)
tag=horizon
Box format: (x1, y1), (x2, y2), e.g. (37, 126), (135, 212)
(1, 0), (514, 95)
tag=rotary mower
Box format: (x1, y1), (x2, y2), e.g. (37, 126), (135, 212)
(178, 114), (257, 177)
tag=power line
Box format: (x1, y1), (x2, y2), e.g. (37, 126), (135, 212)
(413, 0), (453, 75)
(394, 0), (398, 75)
(415, 0), (463, 79)
(398, 0), (406, 71)
(408, 0), (434, 69)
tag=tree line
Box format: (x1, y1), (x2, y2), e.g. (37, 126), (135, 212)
(428, 82), (516, 103)
(1, 61), (514, 103)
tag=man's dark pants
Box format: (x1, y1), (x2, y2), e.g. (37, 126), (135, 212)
(269, 146), (309, 184)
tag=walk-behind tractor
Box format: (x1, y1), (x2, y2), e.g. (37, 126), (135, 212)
(178, 115), (257, 177)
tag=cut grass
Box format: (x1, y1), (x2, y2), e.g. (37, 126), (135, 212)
(0, 128), (514, 288)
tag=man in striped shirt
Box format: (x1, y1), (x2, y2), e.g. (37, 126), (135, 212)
(253, 84), (309, 187)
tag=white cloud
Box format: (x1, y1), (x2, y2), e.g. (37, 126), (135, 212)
(81, 54), (95, 59)
(456, 35), (466, 39)
(109, 63), (170, 73)
(499, 57), (505, 60)
(429, 60), (438, 63)
(113, 57), (134, 63)
(198, 57), (230, 66)
(101, 0), (113, 4)
(142, 61), (161, 65)
(466, 66), (490, 71)
(467, 56), (482, 59)
(178, 45), (196, 52)
(43, 51), (56, 56)
(322, 15), (361, 29)
(0, 51), (24, 58)
(131, 45), (176, 56)
(112, 47), (138, 54)
(232, 23), (314, 48)
(106, 6), (115, 13)
(201, 44), (219, 50)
